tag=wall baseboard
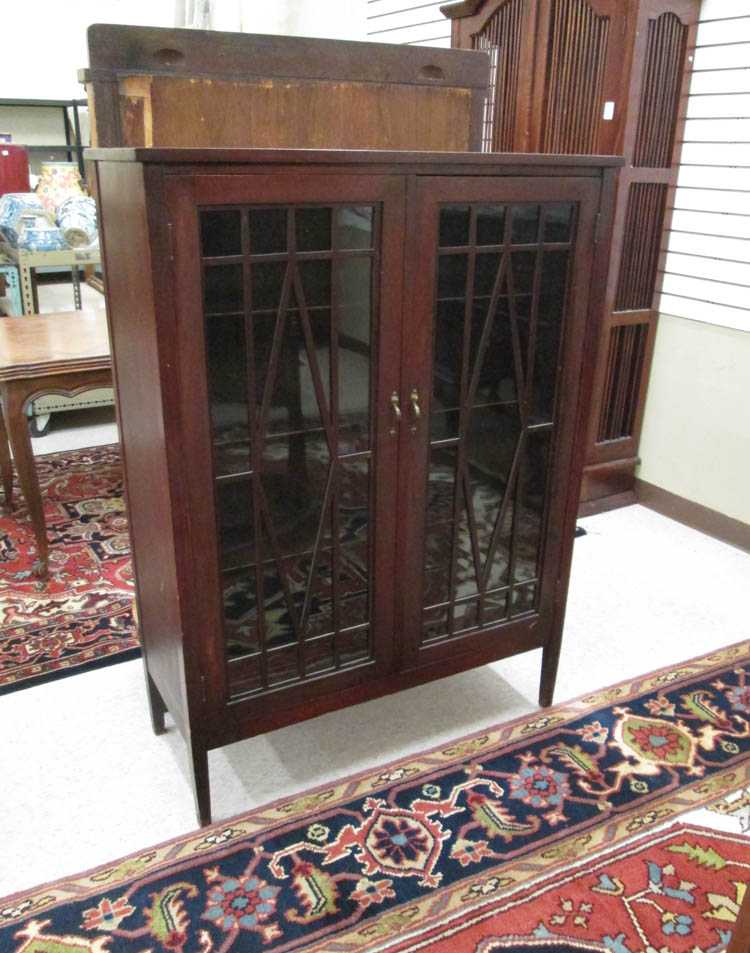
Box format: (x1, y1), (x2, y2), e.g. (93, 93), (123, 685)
(635, 479), (750, 554)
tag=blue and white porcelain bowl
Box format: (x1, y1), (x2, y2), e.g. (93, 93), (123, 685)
(0, 192), (50, 245)
(57, 195), (98, 248)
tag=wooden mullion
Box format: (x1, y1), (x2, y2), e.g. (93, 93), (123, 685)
(256, 481), (303, 648)
(298, 462), (336, 646)
(255, 263), (292, 444)
(524, 206), (547, 418)
(445, 207), (478, 636)
(461, 466), (483, 599)
(241, 206), (268, 690)
(505, 251), (527, 406)
(293, 282), (336, 455)
(330, 245), (342, 670)
(506, 445), (525, 619)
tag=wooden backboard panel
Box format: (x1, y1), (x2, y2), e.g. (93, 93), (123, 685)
(83, 24), (489, 151)
(116, 75), (475, 151)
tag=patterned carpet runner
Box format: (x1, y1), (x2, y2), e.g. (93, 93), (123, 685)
(0, 444), (137, 694)
(1, 640), (749, 951)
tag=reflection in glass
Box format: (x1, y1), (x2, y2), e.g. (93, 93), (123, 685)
(216, 480), (254, 567)
(204, 264), (243, 315)
(438, 254), (468, 299)
(299, 260), (332, 307)
(534, 250), (569, 421)
(476, 205), (506, 246)
(222, 569), (258, 657)
(511, 204), (540, 244)
(249, 207), (287, 255)
(339, 627), (370, 665)
(335, 207), (373, 249)
(432, 299), (463, 422)
(201, 204), (378, 696)
(424, 200), (576, 641)
(252, 261), (286, 311)
(338, 258), (371, 450)
(439, 205), (470, 246)
(297, 207), (331, 251)
(201, 210), (241, 257)
(205, 314), (250, 475)
(543, 203), (574, 243)
(474, 252), (501, 297)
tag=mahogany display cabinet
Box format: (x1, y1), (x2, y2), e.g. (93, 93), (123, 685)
(442, 0), (699, 512)
(89, 147), (620, 824)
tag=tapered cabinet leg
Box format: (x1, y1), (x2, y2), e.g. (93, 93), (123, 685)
(146, 671), (168, 735)
(539, 640), (561, 708)
(189, 738), (211, 827)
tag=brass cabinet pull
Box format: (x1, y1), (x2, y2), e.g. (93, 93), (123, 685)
(410, 387), (421, 419)
(390, 390), (402, 420)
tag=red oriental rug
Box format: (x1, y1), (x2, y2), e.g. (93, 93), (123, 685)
(387, 822), (750, 952)
(0, 444), (138, 695)
(1, 641), (749, 952)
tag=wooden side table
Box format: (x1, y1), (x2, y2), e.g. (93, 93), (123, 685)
(0, 309), (112, 577)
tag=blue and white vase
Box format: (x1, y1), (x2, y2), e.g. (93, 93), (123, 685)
(57, 195), (98, 248)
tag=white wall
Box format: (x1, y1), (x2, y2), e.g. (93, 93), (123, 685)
(638, 317), (750, 524)
(639, 0), (750, 524)
(178, 0), (366, 40)
(366, 0), (451, 48)
(0, 1), (175, 102)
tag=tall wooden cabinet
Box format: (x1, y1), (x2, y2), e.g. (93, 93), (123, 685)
(443, 0), (699, 511)
(90, 147), (619, 824)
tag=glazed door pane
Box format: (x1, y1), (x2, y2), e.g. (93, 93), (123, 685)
(166, 172), (404, 708)
(200, 204), (382, 697)
(402, 177), (598, 664)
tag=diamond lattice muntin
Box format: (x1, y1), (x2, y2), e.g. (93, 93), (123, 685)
(422, 201), (576, 644)
(200, 205), (377, 697)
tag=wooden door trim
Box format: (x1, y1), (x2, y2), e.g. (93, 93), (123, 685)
(164, 171), (406, 720)
(398, 174), (603, 672)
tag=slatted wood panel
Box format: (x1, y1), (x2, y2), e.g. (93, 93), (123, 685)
(633, 13), (689, 167)
(615, 183), (668, 311)
(542, 0), (610, 154)
(597, 323), (649, 441)
(659, 5), (750, 332)
(366, 0), (451, 47)
(471, 0), (524, 151)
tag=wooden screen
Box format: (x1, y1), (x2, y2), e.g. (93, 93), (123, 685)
(615, 182), (669, 312)
(633, 13), (689, 168)
(199, 204), (379, 697)
(471, 0), (525, 151)
(596, 323), (648, 442)
(542, 0), (611, 154)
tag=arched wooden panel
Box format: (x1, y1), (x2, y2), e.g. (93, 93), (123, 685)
(542, 0), (610, 154)
(615, 182), (668, 311)
(597, 322), (649, 441)
(633, 12), (689, 168)
(471, 0), (525, 151)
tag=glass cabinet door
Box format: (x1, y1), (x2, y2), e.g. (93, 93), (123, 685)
(189, 184), (402, 701)
(401, 176), (599, 663)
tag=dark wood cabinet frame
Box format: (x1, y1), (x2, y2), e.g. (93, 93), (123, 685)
(90, 147), (620, 825)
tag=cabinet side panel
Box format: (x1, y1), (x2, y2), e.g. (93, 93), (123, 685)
(95, 160), (188, 732)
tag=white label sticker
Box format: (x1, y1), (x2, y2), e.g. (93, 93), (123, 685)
(602, 101), (615, 121)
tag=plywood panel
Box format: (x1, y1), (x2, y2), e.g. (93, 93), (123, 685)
(117, 76), (474, 151)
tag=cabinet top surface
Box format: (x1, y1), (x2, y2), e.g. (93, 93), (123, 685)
(86, 147), (623, 169)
